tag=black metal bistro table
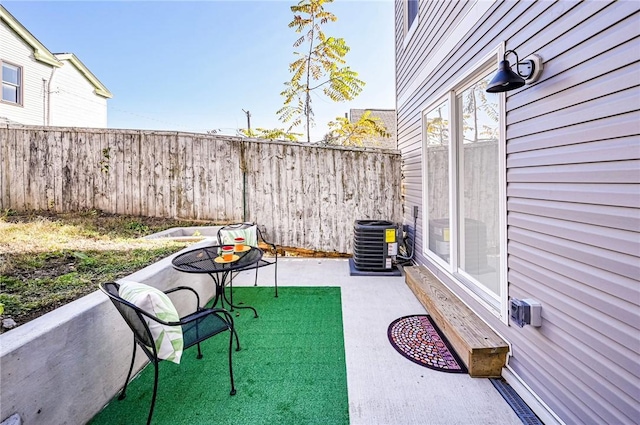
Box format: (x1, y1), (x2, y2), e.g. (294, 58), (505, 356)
(172, 244), (263, 317)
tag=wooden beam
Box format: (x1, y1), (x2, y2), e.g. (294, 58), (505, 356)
(405, 265), (509, 377)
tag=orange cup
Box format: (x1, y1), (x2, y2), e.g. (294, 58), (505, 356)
(221, 245), (234, 261)
(234, 237), (245, 252)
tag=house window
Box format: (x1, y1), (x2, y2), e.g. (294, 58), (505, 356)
(407, 0), (418, 30)
(2, 62), (22, 105)
(403, 0), (419, 43)
(423, 62), (504, 310)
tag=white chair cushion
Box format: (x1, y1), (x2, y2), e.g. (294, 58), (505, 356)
(220, 225), (258, 247)
(119, 281), (183, 364)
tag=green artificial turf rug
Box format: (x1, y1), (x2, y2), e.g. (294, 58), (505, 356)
(90, 286), (349, 425)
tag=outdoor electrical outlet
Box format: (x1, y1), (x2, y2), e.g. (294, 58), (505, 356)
(413, 206), (419, 218)
(510, 298), (542, 328)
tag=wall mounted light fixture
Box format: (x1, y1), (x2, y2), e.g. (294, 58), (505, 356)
(486, 50), (543, 93)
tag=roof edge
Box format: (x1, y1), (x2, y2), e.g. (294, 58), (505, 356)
(55, 53), (113, 99)
(0, 5), (62, 68)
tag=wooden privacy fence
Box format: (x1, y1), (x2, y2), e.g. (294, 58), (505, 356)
(0, 126), (402, 253)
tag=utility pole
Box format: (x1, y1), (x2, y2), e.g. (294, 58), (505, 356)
(242, 109), (251, 132)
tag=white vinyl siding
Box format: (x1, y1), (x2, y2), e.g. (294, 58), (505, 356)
(0, 19), (51, 124)
(49, 59), (107, 128)
(0, 15), (108, 128)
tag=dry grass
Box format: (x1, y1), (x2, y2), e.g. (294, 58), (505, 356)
(0, 210), (208, 332)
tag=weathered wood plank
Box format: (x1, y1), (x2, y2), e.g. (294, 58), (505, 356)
(67, 131), (77, 211)
(116, 132), (127, 214)
(0, 126), (7, 209)
(95, 132), (109, 212)
(24, 129), (39, 210)
(206, 137), (219, 221)
(51, 130), (63, 212)
(218, 137), (232, 222)
(40, 129), (53, 210)
(178, 135), (194, 217)
(87, 130), (98, 210)
(138, 132), (149, 217)
(293, 145), (306, 247)
(8, 129), (21, 210)
(192, 136), (203, 220)
(127, 132), (136, 215)
(167, 133), (178, 218)
(159, 133), (172, 217)
(106, 132), (117, 214)
(317, 149), (334, 250)
(78, 130), (89, 211)
(61, 131), (74, 211)
(130, 132), (141, 216)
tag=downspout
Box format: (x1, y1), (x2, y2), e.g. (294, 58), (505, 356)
(42, 79), (47, 125)
(44, 67), (56, 126)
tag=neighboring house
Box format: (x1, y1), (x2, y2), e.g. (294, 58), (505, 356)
(396, 1), (638, 425)
(0, 5), (111, 128)
(349, 108), (397, 149)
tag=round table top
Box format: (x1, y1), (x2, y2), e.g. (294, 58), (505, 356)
(172, 244), (263, 274)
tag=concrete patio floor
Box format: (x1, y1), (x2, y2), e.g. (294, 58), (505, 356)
(231, 257), (523, 425)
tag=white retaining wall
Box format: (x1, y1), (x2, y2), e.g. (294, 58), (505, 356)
(0, 240), (216, 425)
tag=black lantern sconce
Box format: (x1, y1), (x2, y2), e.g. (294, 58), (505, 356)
(486, 50), (543, 93)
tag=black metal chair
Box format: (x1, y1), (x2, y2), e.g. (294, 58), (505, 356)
(217, 222), (279, 297)
(99, 282), (240, 425)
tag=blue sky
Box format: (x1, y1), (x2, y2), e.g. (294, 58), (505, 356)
(4, 0), (395, 141)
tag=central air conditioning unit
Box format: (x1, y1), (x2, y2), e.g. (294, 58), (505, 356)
(349, 220), (402, 276)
